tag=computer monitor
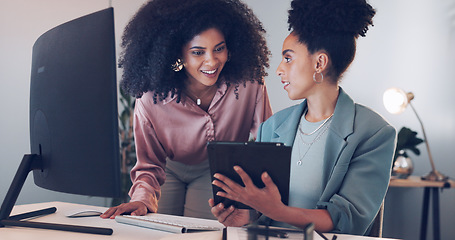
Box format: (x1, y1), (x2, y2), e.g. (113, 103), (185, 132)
(0, 7), (121, 235)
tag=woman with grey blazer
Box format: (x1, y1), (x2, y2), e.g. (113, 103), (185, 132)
(210, 0), (396, 235)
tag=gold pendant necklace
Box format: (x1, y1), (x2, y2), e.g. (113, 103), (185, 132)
(185, 91), (202, 105)
(185, 85), (216, 106)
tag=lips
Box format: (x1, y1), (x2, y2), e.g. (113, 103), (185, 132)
(282, 80), (290, 89)
(201, 69), (217, 74)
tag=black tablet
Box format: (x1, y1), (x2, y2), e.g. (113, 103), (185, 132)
(207, 141), (292, 209)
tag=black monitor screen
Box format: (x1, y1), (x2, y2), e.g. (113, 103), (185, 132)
(29, 7), (121, 198)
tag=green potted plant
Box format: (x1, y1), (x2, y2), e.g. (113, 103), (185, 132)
(392, 127), (424, 179)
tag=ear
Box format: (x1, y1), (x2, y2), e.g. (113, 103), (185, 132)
(314, 51), (329, 73)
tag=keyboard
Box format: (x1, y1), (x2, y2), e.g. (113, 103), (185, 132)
(115, 214), (224, 233)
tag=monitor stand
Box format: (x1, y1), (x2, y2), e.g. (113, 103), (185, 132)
(0, 154), (113, 235)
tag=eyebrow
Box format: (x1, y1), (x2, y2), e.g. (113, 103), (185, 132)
(189, 41), (226, 50)
(282, 49), (294, 55)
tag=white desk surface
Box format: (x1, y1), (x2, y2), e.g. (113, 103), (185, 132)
(2, 201), (222, 240)
(1, 201), (400, 240)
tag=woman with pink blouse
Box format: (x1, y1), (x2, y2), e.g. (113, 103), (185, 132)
(101, 0), (272, 220)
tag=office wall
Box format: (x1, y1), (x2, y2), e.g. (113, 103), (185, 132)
(1, 1), (454, 239)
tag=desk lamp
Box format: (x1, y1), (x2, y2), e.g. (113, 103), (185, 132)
(383, 87), (448, 181)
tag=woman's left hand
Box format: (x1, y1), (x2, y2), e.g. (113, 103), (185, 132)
(212, 166), (285, 218)
(209, 199), (250, 227)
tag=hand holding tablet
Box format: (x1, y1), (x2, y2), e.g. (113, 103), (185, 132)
(207, 141), (292, 209)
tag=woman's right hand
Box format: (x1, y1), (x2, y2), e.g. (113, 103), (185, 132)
(100, 201), (148, 219)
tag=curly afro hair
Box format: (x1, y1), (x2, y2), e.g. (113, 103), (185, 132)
(288, 0), (376, 81)
(119, 0), (270, 102)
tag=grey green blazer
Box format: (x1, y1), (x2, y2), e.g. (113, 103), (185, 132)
(256, 88), (396, 235)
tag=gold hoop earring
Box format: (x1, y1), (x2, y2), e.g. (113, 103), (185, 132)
(171, 59), (183, 72)
(313, 71), (323, 84)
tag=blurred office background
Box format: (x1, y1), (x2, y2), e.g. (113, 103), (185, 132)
(1, 1), (454, 239)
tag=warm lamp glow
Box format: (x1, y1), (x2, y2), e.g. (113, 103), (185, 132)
(383, 88), (414, 114)
(383, 87), (448, 181)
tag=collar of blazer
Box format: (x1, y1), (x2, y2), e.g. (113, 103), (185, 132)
(273, 87), (355, 146)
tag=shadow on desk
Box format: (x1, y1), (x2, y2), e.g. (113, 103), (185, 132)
(5, 201), (403, 240)
(4, 201), (172, 240)
(221, 227), (400, 240)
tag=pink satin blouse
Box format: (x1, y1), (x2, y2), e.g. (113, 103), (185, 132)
(129, 80), (273, 212)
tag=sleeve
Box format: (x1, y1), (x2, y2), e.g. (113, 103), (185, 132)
(316, 124), (397, 235)
(128, 99), (167, 213)
(250, 82), (273, 139)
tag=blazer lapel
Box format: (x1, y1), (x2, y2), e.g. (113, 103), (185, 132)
(323, 88), (355, 182)
(268, 88), (356, 186)
(273, 101), (307, 146)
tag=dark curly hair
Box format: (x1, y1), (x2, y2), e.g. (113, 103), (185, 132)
(119, 0), (270, 102)
(288, 0), (376, 82)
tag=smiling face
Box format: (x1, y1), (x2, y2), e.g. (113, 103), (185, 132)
(181, 28), (229, 88)
(276, 32), (319, 100)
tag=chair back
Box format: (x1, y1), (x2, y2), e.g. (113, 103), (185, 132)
(367, 202), (384, 237)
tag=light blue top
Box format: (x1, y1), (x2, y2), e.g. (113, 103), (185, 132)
(288, 112), (331, 209)
(256, 88), (396, 235)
